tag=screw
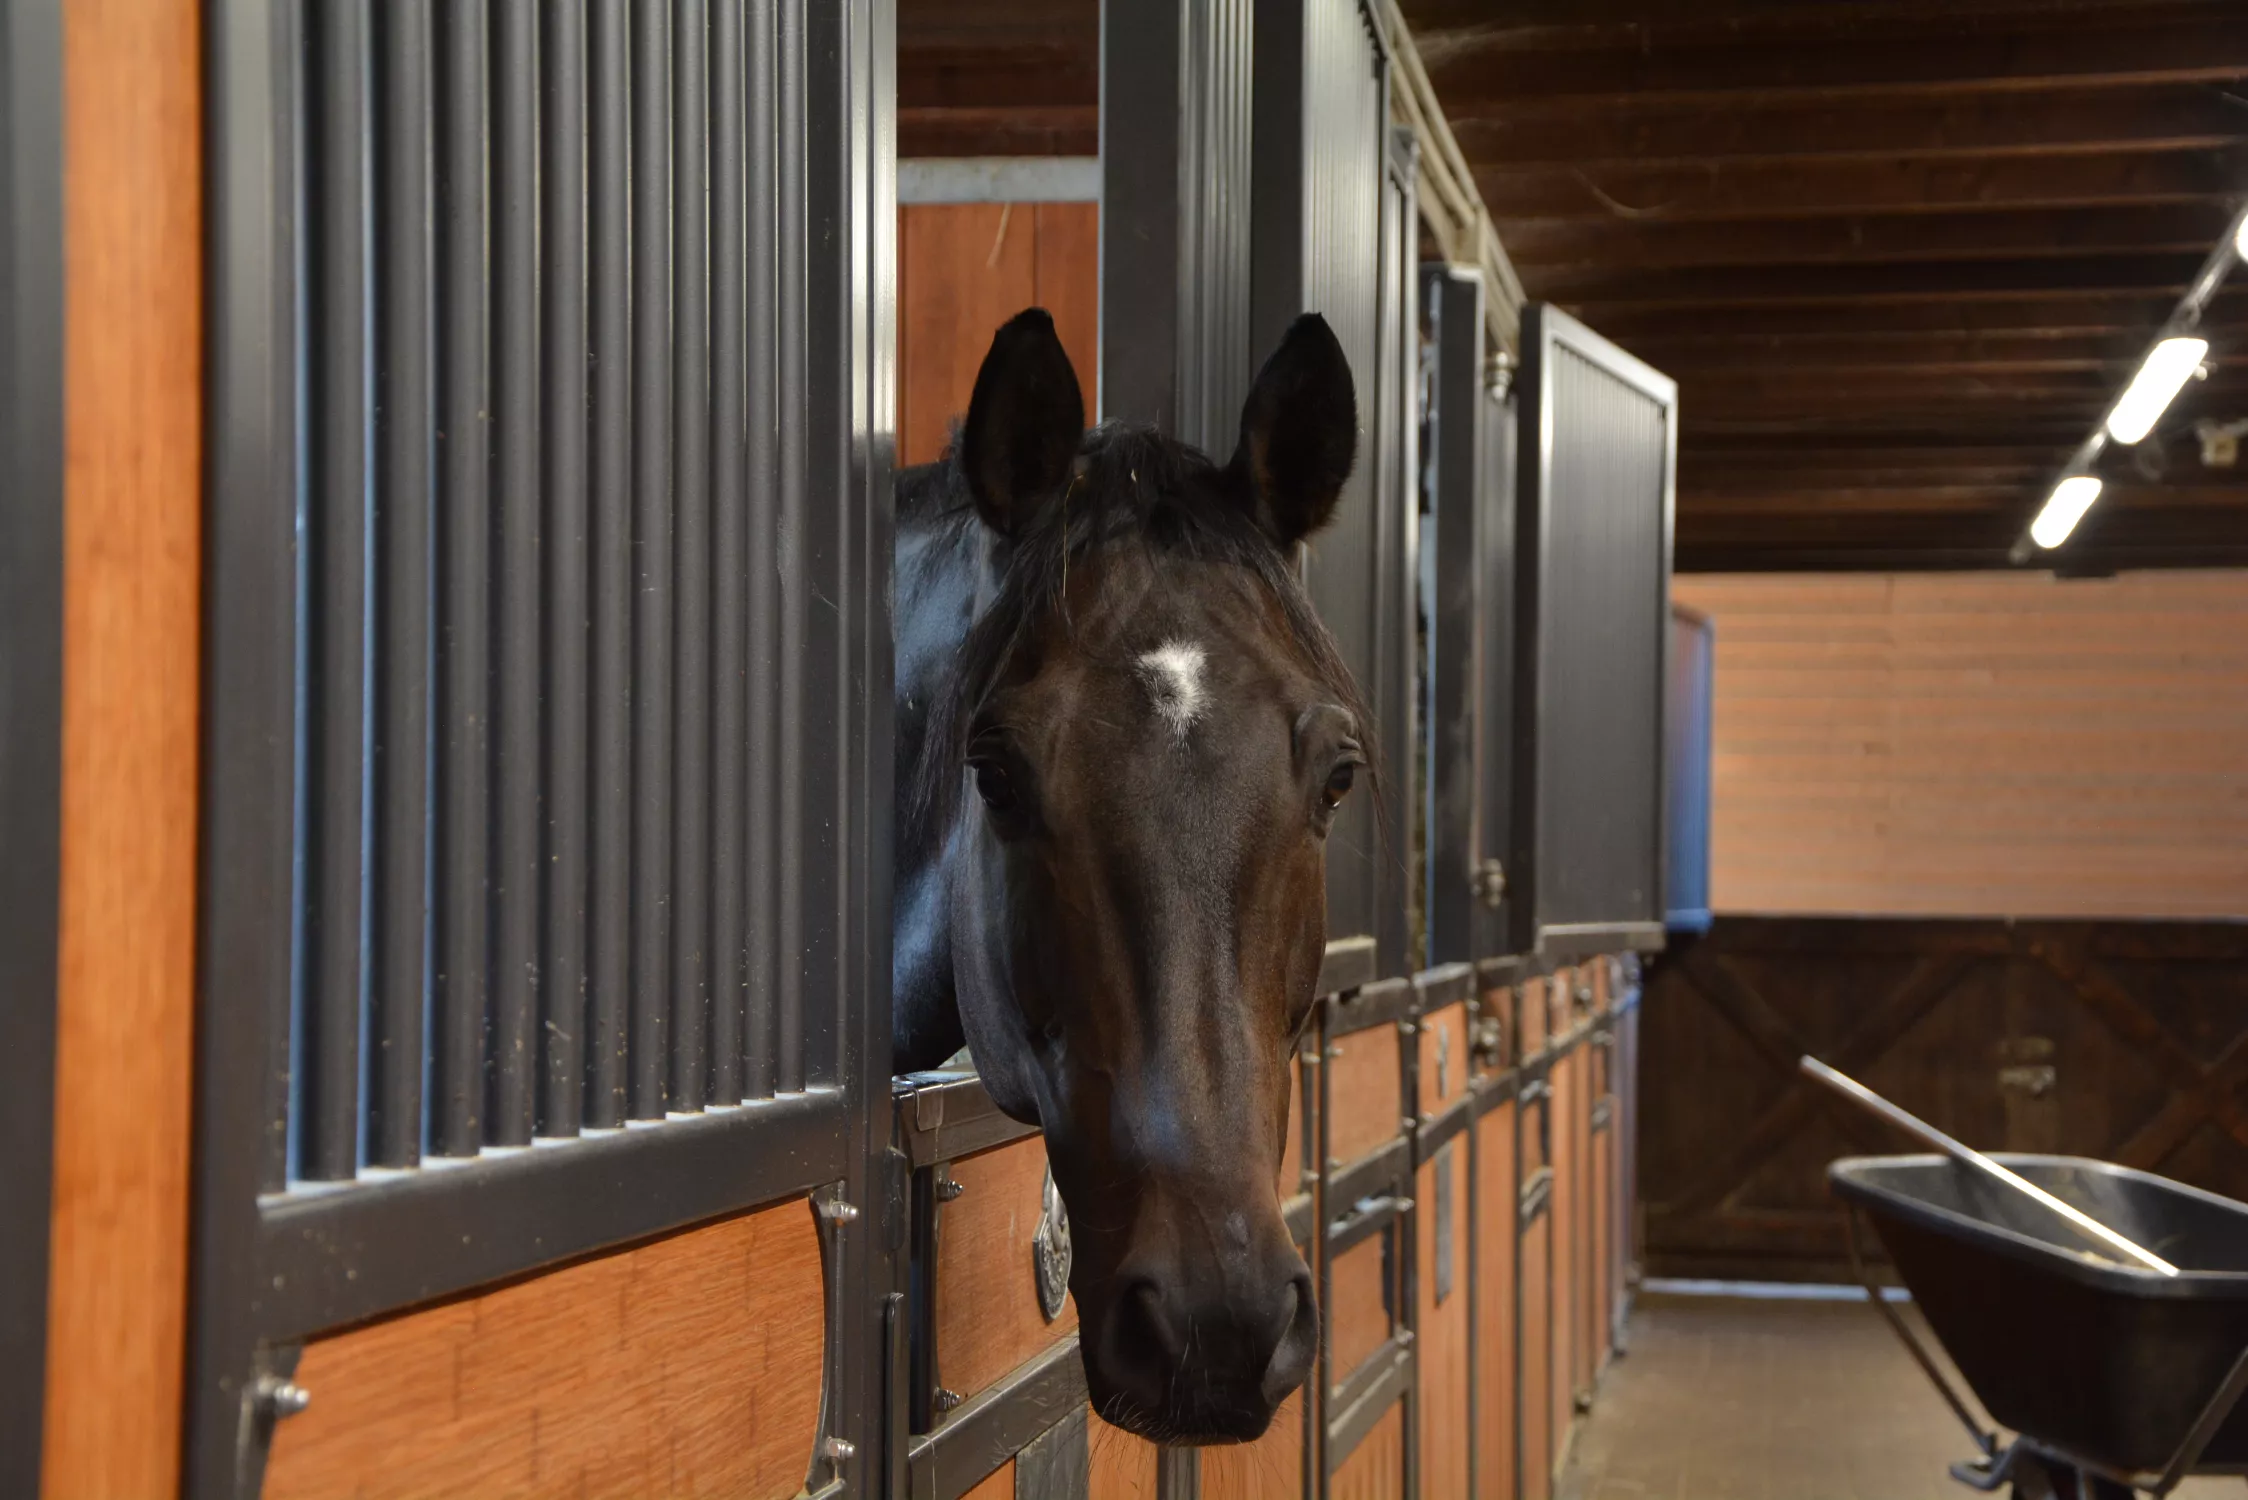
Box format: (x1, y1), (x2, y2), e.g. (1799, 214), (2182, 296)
(933, 1387), (966, 1414)
(820, 1435), (857, 1466)
(934, 1174), (964, 1203)
(254, 1374), (311, 1419)
(820, 1198), (860, 1224)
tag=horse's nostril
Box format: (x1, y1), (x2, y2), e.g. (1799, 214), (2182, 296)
(1093, 1278), (1180, 1409)
(1260, 1273), (1319, 1405)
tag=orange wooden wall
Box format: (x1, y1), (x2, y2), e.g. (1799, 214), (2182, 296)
(44, 1), (206, 1494)
(898, 202), (1099, 467)
(1672, 570), (2248, 920)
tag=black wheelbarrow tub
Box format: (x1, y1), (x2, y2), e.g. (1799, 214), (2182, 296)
(1830, 1153), (2248, 1478)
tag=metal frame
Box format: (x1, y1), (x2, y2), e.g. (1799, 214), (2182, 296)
(1098, 0), (1254, 451)
(1510, 302), (1678, 964)
(0, 0), (66, 1488)
(897, 155), (1098, 204)
(188, 3), (895, 1494)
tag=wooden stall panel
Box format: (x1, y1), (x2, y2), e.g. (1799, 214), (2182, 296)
(1475, 1103), (1519, 1500)
(1332, 1401), (1406, 1500)
(1520, 1206), (1553, 1500)
(1202, 1390), (1304, 1500)
(264, 1198), (822, 1500)
(1416, 1148), (1469, 1500)
(1418, 1001), (1470, 1118)
(1547, 1049), (1578, 1450)
(1594, 1100), (1615, 1370)
(1327, 1020), (1404, 1167)
(965, 1461), (1015, 1500)
(1517, 979), (1548, 1057)
(897, 201), (1098, 467)
(1328, 1231), (1392, 1389)
(1281, 1047), (1310, 1196)
(1088, 1411), (1159, 1500)
(938, 1135), (1081, 1401)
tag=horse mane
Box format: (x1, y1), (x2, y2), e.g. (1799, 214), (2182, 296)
(904, 421), (1378, 855)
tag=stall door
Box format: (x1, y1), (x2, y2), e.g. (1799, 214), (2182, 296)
(190, 3), (893, 1494)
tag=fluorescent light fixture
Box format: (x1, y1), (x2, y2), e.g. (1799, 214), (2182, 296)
(2105, 336), (2208, 445)
(2031, 475), (2102, 550)
(2236, 213), (2248, 262)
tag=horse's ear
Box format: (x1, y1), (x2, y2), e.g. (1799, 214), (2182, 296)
(1229, 313), (1358, 548)
(959, 308), (1085, 537)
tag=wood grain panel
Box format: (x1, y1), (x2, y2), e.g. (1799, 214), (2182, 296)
(1594, 1105), (1615, 1371)
(1280, 1050), (1308, 1196)
(939, 1135), (1080, 1400)
(1517, 978), (1548, 1057)
(1331, 1401), (1404, 1500)
(1671, 571), (2248, 920)
(1548, 1049), (1578, 1449)
(1328, 1232), (1391, 1390)
(897, 200), (1098, 468)
(1087, 1410), (1159, 1500)
(1327, 1022), (1403, 1167)
(41, 1), (203, 1494)
(967, 1460), (1014, 1500)
(1475, 1105), (1518, 1500)
(1418, 1001), (1469, 1119)
(1201, 1389), (1303, 1500)
(1520, 1207), (1552, 1500)
(264, 1197), (823, 1500)
(1416, 1152), (1470, 1500)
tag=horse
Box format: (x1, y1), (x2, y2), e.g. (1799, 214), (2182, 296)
(892, 307), (1369, 1444)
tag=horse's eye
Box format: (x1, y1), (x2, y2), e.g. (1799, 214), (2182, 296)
(972, 759), (1016, 812)
(1322, 762), (1357, 810)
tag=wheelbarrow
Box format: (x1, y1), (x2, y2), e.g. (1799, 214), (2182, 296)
(1804, 1059), (2248, 1499)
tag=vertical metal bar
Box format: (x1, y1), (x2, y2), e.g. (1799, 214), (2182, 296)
(0, 0), (67, 1487)
(630, 0), (676, 1118)
(540, 0), (590, 1138)
(586, 0), (632, 1129)
(190, 0), (304, 1486)
(705, 0), (748, 1107)
(432, 0), (490, 1159)
(669, 0), (712, 1112)
(489, 0), (542, 1146)
(369, 0), (435, 1168)
(773, 0), (805, 1094)
(302, 0), (372, 1183)
(740, 0), (779, 1100)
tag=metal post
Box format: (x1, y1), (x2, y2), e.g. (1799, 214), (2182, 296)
(1097, 0), (1253, 451)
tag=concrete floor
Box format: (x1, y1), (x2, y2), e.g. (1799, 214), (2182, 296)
(1557, 1292), (2239, 1500)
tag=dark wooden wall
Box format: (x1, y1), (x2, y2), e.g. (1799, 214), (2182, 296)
(1640, 916), (2248, 1283)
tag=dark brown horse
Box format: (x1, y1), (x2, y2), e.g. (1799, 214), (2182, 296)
(893, 309), (1368, 1443)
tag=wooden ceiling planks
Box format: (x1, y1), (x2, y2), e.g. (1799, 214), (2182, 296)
(898, 0), (2248, 570)
(1400, 0), (2248, 570)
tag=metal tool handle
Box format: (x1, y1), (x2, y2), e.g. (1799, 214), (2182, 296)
(1800, 1055), (2179, 1277)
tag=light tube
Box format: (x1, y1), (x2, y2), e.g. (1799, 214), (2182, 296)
(2030, 475), (2102, 550)
(2105, 337), (2207, 445)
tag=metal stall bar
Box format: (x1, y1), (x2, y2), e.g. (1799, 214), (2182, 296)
(743, 0), (783, 1102)
(0, 0), (68, 1487)
(433, 0), (492, 1157)
(541, 0), (591, 1136)
(587, 0), (632, 1129)
(303, 0), (373, 1185)
(1098, 0), (1254, 451)
(774, 0), (810, 1095)
(671, 0), (714, 1114)
(369, 0), (433, 1171)
(491, 0), (543, 1149)
(706, 0), (747, 1109)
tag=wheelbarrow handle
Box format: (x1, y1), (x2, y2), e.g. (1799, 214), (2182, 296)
(1799, 1056), (2180, 1278)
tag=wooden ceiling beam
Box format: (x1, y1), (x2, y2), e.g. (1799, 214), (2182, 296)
(1681, 482), (2248, 516)
(1448, 85), (2244, 169)
(899, 107), (1097, 159)
(1419, 15), (2248, 108)
(1588, 291), (2244, 341)
(1505, 202), (2234, 272)
(1481, 149), (2240, 227)
(896, 45), (1096, 112)
(1401, 0), (2235, 45)
(1543, 251), (2207, 308)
